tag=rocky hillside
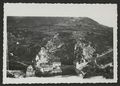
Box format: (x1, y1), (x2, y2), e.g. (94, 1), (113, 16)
(7, 17), (113, 78)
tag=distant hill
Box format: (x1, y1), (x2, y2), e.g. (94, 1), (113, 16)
(7, 17), (113, 33)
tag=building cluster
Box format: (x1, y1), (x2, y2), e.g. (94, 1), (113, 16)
(26, 46), (62, 77)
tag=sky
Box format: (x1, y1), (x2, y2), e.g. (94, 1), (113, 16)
(4, 4), (117, 28)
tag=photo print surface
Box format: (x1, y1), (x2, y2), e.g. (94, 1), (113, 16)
(3, 3), (117, 84)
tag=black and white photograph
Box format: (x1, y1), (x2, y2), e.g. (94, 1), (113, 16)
(3, 4), (117, 84)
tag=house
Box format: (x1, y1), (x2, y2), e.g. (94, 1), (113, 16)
(51, 68), (62, 74)
(26, 65), (35, 77)
(40, 62), (61, 74)
(40, 64), (53, 73)
(52, 62), (61, 68)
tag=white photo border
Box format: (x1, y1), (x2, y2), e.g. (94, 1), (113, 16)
(3, 3), (118, 84)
